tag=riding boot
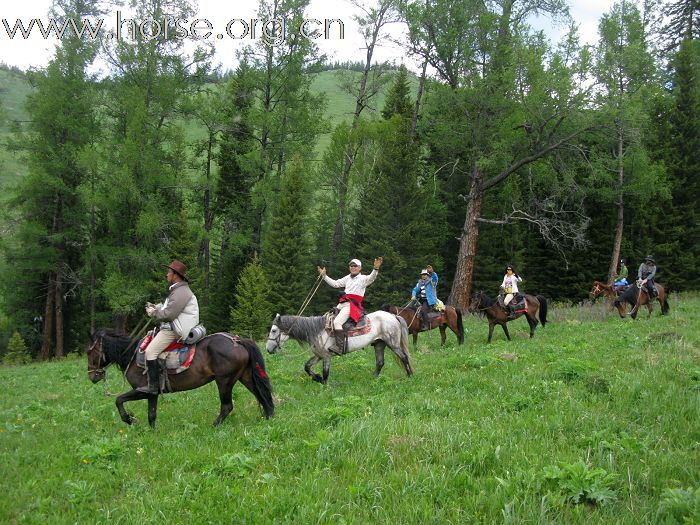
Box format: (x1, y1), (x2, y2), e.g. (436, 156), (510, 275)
(136, 359), (161, 394)
(330, 331), (346, 356)
(507, 304), (516, 320)
(421, 310), (430, 331)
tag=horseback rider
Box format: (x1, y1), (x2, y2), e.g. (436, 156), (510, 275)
(318, 257), (383, 356)
(500, 264), (523, 320)
(138, 260), (200, 394)
(411, 265), (439, 330)
(614, 258), (629, 291)
(638, 255), (658, 298)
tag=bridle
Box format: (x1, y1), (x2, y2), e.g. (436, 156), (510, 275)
(267, 324), (283, 350)
(469, 293), (490, 313)
(87, 336), (107, 376)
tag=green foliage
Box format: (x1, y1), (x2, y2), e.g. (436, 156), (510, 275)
(230, 255), (273, 340)
(541, 460), (617, 506)
(2, 332), (31, 365)
(657, 486), (700, 524)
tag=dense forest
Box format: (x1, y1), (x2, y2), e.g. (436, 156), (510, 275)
(0, 0), (698, 359)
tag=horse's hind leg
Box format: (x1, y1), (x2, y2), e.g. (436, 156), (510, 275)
(488, 322), (495, 343)
(213, 375), (236, 426)
(439, 325), (446, 345)
(373, 341), (386, 377)
(322, 357), (331, 385)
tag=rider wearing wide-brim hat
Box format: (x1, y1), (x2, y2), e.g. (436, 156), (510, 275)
(638, 255), (658, 298)
(138, 260), (199, 394)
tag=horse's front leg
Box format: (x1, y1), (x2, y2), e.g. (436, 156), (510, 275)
(322, 356), (331, 385)
(647, 303), (653, 318)
(439, 325), (446, 345)
(502, 322), (511, 341)
(373, 341), (386, 377)
(115, 389), (149, 426)
(147, 394), (159, 430)
(412, 331), (418, 351)
(487, 322), (495, 343)
(304, 355), (323, 383)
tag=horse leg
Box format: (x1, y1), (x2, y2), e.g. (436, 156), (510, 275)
(412, 331), (418, 351)
(439, 325), (446, 346)
(212, 375), (236, 427)
(115, 389), (149, 426)
(502, 322), (511, 341)
(322, 357), (331, 385)
(304, 355), (323, 383)
(373, 341), (386, 377)
(147, 394), (159, 430)
(488, 322), (495, 343)
(527, 315), (536, 338)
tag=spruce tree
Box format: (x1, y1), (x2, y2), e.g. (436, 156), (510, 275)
(262, 155), (315, 314)
(230, 255), (273, 341)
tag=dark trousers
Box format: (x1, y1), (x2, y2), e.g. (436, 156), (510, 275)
(645, 279), (657, 297)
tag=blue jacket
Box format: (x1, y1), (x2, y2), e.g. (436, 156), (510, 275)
(412, 272), (439, 305)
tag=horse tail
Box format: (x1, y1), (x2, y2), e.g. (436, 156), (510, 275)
(536, 296), (548, 327)
(396, 316), (413, 374)
(456, 308), (465, 344)
(240, 338), (274, 419)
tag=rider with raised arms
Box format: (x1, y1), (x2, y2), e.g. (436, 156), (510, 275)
(318, 257), (383, 355)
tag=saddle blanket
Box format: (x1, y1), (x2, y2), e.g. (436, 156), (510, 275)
(347, 318), (372, 337)
(136, 339), (196, 375)
(512, 298), (528, 314)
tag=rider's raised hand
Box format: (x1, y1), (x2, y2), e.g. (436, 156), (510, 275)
(145, 305), (156, 317)
(426, 264), (433, 273)
(373, 256), (383, 270)
(318, 266), (327, 277)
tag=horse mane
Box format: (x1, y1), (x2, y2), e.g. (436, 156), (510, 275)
(278, 315), (326, 344)
(616, 283), (640, 305)
(96, 328), (136, 369)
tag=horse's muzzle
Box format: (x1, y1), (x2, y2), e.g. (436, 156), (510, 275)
(265, 341), (278, 354)
(88, 370), (105, 383)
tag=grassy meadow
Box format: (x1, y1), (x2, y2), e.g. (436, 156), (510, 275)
(1, 294), (698, 524)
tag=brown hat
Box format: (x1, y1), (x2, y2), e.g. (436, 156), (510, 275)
(165, 260), (188, 280)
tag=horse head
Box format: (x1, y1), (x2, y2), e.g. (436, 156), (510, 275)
(468, 291), (483, 314)
(589, 282), (602, 300)
(86, 331), (107, 383)
(266, 314), (289, 354)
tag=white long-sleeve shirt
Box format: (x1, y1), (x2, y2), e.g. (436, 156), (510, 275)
(323, 269), (378, 297)
(500, 274), (522, 294)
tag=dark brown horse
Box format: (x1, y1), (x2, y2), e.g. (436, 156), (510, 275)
(382, 304), (464, 349)
(614, 282), (669, 319)
(87, 329), (274, 429)
(469, 291), (548, 342)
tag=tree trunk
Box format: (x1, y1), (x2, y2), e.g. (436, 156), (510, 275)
(448, 167), (484, 310)
(608, 128), (625, 284)
(410, 55), (429, 141)
(39, 274), (56, 360)
(54, 267), (64, 358)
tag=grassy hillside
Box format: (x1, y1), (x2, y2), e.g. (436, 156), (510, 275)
(1, 295), (698, 523)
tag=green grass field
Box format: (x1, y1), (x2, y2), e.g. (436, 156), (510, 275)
(1, 295), (698, 524)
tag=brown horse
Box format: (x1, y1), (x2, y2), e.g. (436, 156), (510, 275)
(613, 282), (670, 319)
(469, 291), (548, 342)
(87, 329), (274, 429)
(382, 304), (464, 349)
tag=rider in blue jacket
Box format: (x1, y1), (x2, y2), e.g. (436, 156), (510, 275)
(411, 266), (439, 330)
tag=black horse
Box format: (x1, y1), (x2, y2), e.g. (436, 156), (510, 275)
(87, 329), (274, 429)
(614, 282), (670, 319)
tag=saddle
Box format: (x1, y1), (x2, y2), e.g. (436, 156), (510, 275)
(326, 311), (372, 337)
(136, 337), (197, 375)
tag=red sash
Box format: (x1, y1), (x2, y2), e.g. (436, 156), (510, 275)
(339, 294), (363, 322)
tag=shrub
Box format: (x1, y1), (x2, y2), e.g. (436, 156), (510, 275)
(541, 460), (617, 506)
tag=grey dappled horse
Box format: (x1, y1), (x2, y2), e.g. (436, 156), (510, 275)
(266, 312), (413, 384)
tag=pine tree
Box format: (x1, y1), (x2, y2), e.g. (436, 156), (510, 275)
(230, 256), (273, 341)
(262, 155), (315, 314)
(382, 65), (413, 120)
